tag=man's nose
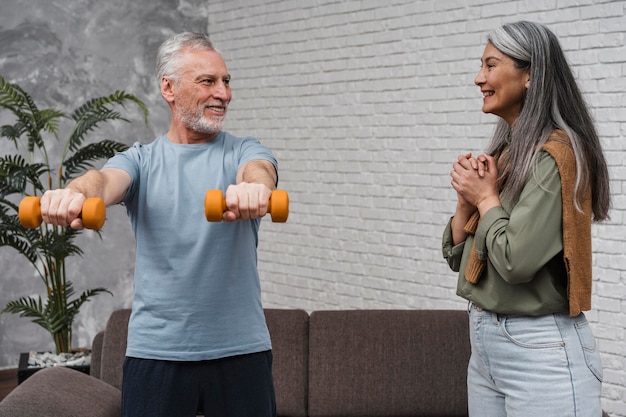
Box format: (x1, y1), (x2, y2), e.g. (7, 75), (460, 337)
(213, 81), (230, 100)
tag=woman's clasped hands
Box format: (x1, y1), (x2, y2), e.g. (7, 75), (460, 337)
(450, 152), (500, 215)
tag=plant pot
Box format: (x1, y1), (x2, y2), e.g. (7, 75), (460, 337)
(17, 351), (91, 384)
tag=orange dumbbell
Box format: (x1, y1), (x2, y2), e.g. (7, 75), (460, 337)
(18, 196), (106, 230)
(204, 189), (289, 223)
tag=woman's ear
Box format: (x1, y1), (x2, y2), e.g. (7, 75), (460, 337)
(524, 69), (531, 89)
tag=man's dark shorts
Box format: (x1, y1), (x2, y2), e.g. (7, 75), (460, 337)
(121, 350), (276, 417)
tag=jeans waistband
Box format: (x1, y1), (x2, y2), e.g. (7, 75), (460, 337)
(467, 301), (488, 313)
(467, 301), (576, 321)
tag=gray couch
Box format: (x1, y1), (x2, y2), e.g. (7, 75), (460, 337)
(0, 307), (591, 417)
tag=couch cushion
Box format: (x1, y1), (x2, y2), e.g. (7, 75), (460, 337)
(308, 309), (470, 417)
(0, 367), (121, 417)
(265, 308), (309, 417)
(100, 308), (132, 389)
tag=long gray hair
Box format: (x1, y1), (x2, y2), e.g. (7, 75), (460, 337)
(156, 32), (216, 84)
(486, 21), (610, 221)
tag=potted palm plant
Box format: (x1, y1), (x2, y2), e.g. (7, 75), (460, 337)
(0, 74), (148, 357)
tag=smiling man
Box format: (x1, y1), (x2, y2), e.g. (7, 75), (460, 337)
(40, 33), (279, 417)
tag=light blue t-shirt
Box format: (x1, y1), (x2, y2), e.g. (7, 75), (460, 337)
(104, 132), (277, 361)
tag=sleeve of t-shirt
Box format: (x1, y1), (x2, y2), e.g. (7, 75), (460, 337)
(237, 137), (277, 169)
(237, 137), (278, 185)
(103, 142), (142, 206)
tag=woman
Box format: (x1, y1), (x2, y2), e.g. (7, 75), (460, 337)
(442, 21), (610, 416)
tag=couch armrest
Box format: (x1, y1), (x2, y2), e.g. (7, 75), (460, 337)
(91, 330), (105, 379)
(100, 309), (132, 389)
(0, 367), (120, 417)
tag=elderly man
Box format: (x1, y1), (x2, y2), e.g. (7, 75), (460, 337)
(41, 32), (278, 417)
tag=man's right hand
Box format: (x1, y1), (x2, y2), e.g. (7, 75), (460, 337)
(40, 188), (87, 229)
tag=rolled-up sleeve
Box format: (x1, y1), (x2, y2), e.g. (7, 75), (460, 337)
(442, 217), (466, 272)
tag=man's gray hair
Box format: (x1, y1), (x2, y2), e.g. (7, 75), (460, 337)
(156, 32), (215, 83)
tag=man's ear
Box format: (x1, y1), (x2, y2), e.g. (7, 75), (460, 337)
(161, 77), (175, 103)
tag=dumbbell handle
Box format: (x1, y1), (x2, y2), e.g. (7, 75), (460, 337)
(18, 196), (106, 230)
(204, 189), (289, 223)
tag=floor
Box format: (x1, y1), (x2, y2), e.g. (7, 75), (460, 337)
(0, 368), (17, 401)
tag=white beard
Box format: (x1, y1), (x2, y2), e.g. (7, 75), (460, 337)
(179, 105), (225, 134)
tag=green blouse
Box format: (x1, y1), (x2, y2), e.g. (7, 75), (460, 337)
(442, 151), (569, 316)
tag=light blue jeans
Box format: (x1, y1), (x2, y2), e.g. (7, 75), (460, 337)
(467, 303), (603, 417)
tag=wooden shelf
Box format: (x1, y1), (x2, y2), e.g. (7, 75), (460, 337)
(0, 368), (17, 401)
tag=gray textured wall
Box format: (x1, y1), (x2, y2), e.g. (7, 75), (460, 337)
(0, 0), (210, 368)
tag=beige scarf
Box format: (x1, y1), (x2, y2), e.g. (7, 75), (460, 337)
(463, 131), (593, 316)
(463, 210), (484, 284)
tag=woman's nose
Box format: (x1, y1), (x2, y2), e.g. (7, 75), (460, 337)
(474, 69), (485, 86)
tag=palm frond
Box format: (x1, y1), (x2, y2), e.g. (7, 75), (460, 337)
(66, 287), (113, 323)
(0, 75), (25, 111)
(0, 78), (39, 150)
(38, 227), (83, 261)
(1, 296), (51, 331)
(45, 282), (112, 334)
(38, 108), (64, 134)
(3, 295), (71, 335)
(0, 154), (49, 196)
(1, 124), (25, 148)
(0, 76), (64, 155)
(0, 229), (39, 265)
(0, 200), (16, 217)
(67, 90), (148, 152)
(62, 139), (129, 181)
(25, 95), (65, 153)
(4, 84), (46, 153)
(43, 291), (72, 335)
(0, 200), (48, 266)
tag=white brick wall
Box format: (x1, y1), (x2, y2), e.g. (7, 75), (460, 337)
(208, 0), (626, 414)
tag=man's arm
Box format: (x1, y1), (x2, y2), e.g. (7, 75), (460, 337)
(223, 160), (278, 222)
(236, 159), (277, 189)
(40, 167), (131, 229)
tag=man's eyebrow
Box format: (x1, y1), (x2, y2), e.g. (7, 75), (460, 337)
(194, 73), (231, 79)
(190, 74), (214, 81)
